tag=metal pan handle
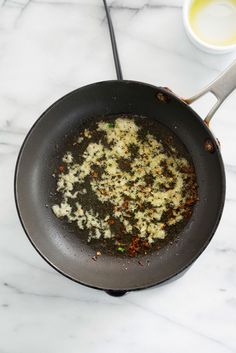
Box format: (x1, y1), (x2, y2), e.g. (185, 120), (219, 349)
(184, 60), (236, 125)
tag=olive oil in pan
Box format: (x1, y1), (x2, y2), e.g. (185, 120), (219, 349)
(51, 115), (198, 257)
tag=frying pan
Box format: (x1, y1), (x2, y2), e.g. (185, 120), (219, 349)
(15, 1), (236, 296)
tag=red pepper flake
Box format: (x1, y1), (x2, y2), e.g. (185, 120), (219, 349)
(100, 189), (108, 196)
(184, 198), (196, 206)
(59, 165), (64, 172)
(179, 165), (194, 174)
(183, 207), (192, 218)
(128, 236), (139, 256)
(128, 236), (150, 257)
(122, 201), (129, 209)
(108, 218), (115, 225)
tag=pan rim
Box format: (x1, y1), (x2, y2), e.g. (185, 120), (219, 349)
(14, 79), (226, 292)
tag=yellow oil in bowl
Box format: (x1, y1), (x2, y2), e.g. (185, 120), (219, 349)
(189, 0), (236, 46)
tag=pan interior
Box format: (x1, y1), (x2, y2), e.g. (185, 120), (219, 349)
(15, 80), (225, 291)
(50, 114), (198, 258)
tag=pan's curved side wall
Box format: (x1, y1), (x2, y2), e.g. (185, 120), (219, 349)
(15, 80), (225, 291)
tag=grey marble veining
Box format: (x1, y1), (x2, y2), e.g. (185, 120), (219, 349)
(0, 1), (236, 352)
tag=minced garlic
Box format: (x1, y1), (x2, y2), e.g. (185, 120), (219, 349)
(52, 117), (197, 245)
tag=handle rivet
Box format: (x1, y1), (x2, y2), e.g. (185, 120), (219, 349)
(204, 139), (215, 153)
(156, 92), (169, 103)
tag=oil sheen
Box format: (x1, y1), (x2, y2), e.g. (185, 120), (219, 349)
(189, 0), (236, 46)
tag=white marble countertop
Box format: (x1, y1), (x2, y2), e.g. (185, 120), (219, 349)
(0, 0), (236, 352)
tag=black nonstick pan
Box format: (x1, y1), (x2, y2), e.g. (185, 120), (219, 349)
(15, 1), (236, 296)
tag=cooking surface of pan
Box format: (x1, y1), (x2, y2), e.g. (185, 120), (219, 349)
(51, 113), (197, 257)
(15, 80), (225, 291)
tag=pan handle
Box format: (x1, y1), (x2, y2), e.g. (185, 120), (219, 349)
(184, 60), (236, 125)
